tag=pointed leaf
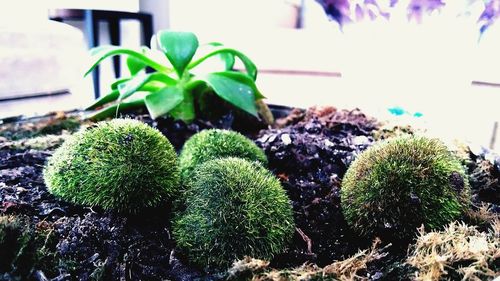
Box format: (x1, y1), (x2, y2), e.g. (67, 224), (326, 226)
(85, 45), (170, 76)
(157, 31), (199, 76)
(218, 71), (265, 100)
(127, 47), (150, 75)
(86, 98), (145, 121)
(188, 48), (257, 80)
(205, 42), (235, 70)
(111, 77), (131, 90)
(86, 89), (120, 110)
(89, 45), (110, 56)
(117, 72), (151, 100)
(118, 72), (177, 100)
(144, 87), (184, 119)
(169, 92), (195, 122)
(201, 72), (259, 117)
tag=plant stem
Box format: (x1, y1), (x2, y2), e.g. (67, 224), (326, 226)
(256, 100), (274, 125)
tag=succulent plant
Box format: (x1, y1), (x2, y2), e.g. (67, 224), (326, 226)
(341, 136), (471, 241)
(178, 129), (267, 181)
(86, 30), (274, 124)
(43, 119), (180, 213)
(173, 157), (294, 270)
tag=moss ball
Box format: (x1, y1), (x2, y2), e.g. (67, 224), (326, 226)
(341, 136), (471, 241)
(43, 119), (180, 213)
(178, 129), (267, 181)
(173, 157), (294, 269)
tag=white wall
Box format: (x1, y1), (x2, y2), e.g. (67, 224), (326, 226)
(169, 0), (299, 34)
(140, 0), (170, 33)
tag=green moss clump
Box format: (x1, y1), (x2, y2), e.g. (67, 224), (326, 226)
(178, 129), (267, 181)
(43, 119), (180, 213)
(341, 136), (471, 241)
(173, 158), (294, 270)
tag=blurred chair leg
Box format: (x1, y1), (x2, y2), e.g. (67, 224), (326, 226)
(141, 14), (153, 47)
(85, 10), (100, 99)
(490, 121), (498, 150)
(109, 18), (121, 78)
(141, 13), (154, 74)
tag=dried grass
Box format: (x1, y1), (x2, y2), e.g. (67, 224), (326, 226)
(465, 203), (500, 228)
(407, 220), (500, 281)
(226, 239), (389, 281)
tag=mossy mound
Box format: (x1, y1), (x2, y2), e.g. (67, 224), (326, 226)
(178, 129), (267, 181)
(173, 157), (294, 270)
(43, 119), (180, 213)
(341, 136), (471, 241)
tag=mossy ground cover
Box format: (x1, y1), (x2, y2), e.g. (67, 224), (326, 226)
(0, 107), (499, 280)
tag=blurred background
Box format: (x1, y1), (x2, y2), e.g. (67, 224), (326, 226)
(1, 0), (500, 149)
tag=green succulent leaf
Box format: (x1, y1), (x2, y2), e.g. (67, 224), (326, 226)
(118, 72), (177, 100)
(86, 89), (120, 110)
(189, 48), (257, 80)
(127, 46), (150, 75)
(201, 71), (259, 117)
(205, 42), (235, 70)
(89, 45), (109, 56)
(144, 87), (184, 119)
(85, 30), (268, 123)
(111, 77), (131, 90)
(157, 31), (199, 77)
(169, 92), (195, 122)
(86, 98), (145, 121)
(85, 45), (170, 76)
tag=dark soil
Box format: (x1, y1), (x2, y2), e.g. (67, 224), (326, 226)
(463, 146), (500, 211)
(256, 106), (379, 267)
(0, 107), (499, 281)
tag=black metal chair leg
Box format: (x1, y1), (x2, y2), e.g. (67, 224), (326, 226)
(85, 10), (101, 99)
(50, 9), (154, 99)
(108, 18), (121, 78)
(141, 14), (153, 47)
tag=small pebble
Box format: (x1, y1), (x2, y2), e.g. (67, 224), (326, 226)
(281, 133), (292, 145)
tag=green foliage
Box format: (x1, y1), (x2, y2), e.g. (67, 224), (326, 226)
(85, 30), (269, 123)
(0, 215), (33, 276)
(43, 119), (180, 213)
(173, 158), (295, 270)
(341, 136), (471, 241)
(178, 129), (267, 182)
(0, 216), (62, 280)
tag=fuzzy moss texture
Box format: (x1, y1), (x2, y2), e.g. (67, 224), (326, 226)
(173, 157), (294, 270)
(43, 119), (180, 213)
(341, 136), (471, 241)
(178, 129), (267, 182)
